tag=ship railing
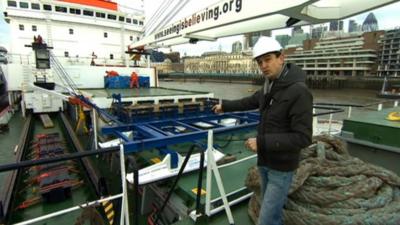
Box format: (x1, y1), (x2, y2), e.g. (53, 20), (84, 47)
(6, 53), (127, 67)
(7, 53), (35, 65)
(0, 145), (131, 225)
(313, 99), (399, 136)
(14, 194), (123, 225)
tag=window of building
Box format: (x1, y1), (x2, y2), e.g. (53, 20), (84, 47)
(19, 2), (29, 8)
(110, 54), (114, 59)
(69, 28), (74, 35)
(96, 12), (105, 18)
(137, 37), (140, 41)
(31, 3), (40, 10)
(83, 10), (94, 16)
(132, 19), (138, 24)
(126, 18), (131, 23)
(19, 24), (24, 31)
(107, 14), (117, 20)
(7, 1), (17, 7)
(70, 8), (81, 15)
(139, 21), (143, 25)
(43, 4), (52, 11)
(104, 32), (108, 38)
(55, 6), (67, 13)
(119, 16), (125, 22)
(32, 25), (37, 31)
(129, 36), (133, 41)
(64, 51), (69, 57)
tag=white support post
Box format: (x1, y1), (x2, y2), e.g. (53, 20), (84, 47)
(205, 132), (213, 216)
(328, 113), (333, 135)
(8, 92), (13, 111)
(378, 103), (383, 111)
(21, 99), (26, 118)
(394, 101), (398, 107)
(92, 109), (98, 150)
(119, 144), (130, 225)
(204, 130), (234, 224)
(347, 106), (352, 118)
(312, 108), (317, 135)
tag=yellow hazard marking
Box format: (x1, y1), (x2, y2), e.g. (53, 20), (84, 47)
(191, 188), (207, 195)
(105, 203), (113, 212)
(102, 199), (115, 225)
(107, 211), (115, 219)
(150, 157), (161, 164)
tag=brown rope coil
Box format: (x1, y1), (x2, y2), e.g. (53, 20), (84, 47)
(246, 136), (400, 225)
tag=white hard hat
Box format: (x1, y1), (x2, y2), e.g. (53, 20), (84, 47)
(252, 36), (282, 59)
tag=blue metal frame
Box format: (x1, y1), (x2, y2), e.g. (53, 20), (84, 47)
(101, 111), (260, 153)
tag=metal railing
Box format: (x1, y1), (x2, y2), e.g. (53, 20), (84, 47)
(313, 100), (399, 136)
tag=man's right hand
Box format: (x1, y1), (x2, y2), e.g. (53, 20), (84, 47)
(212, 104), (223, 114)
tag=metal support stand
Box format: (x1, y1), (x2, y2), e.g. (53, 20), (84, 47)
(93, 109), (98, 150)
(119, 144), (130, 225)
(204, 130), (234, 225)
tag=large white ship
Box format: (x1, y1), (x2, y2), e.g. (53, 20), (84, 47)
(0, 0), (161, 114)
(2, 0), (145, 65)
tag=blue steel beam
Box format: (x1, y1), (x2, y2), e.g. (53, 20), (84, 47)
(101, 111), (260, 153)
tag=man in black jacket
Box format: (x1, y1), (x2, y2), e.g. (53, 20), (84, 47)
(212, 36), (313, 225)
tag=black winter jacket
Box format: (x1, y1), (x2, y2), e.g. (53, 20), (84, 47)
(222, 63), (313, 171)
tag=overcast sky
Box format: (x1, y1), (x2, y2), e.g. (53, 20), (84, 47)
(1, 1), (400, 55)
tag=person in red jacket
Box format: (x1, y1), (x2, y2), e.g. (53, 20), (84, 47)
(130, 71), (139, 88)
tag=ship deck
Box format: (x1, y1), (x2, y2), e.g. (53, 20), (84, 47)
(340, 106), (400, 175)
(1, 113), (98, 224)
(341, 106), (400, 149)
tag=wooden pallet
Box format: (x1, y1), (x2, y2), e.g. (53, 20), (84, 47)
(40, 114), (54, 128)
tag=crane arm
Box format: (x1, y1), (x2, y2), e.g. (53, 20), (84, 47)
(130, 0), (399, 49)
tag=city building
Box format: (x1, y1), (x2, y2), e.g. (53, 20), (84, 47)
(243, 30), (271, 50)
(151, 59), (184, 74)
(287, 32), (310, 48)
(348, 20), (361, 33)
(232, 41), (243, 53)
(292, 26), (304, 36)
(377, 28), (400, 77)
(285, 31), (384, 77)
(362, 12), (379, 32)
(183, 51), (257, 74)
(311, 25), (328, 39)
(329, 20), (344, 31)
(275, 35), (291, 48)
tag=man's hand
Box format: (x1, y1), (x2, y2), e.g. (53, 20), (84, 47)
(245, 138), (257, 152)
(212, 104), (223, 114)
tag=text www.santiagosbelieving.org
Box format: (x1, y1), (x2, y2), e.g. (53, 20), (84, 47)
(154, 0), (242, 40)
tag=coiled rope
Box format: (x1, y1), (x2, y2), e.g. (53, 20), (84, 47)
(246, 136), (400, 225)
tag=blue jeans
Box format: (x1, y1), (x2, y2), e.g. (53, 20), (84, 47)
(258, 166), (294, 225)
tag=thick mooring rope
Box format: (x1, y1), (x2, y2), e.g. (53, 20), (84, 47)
(246, 136), (400, 225)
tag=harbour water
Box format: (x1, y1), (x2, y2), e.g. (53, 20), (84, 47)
(159, 80), (380, 102)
